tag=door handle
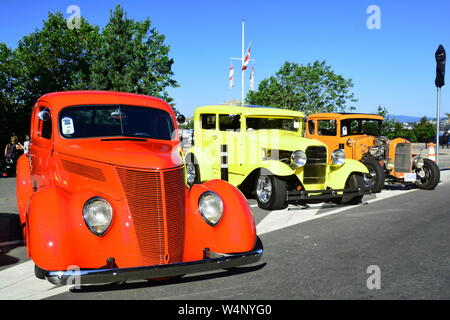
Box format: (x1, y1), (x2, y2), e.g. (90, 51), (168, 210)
(213, 135), (218, 140)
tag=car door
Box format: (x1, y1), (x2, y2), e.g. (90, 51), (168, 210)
(217, 113), (242, 183)
(198, 113), (221, 179)
(29, 103), (54, 189)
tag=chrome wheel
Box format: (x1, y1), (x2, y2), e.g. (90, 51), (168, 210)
(256, 175), (272, 204)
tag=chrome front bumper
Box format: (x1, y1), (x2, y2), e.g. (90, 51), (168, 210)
(45, 246), (263, 286)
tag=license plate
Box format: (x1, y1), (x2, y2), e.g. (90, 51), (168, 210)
(404, 172), (417, 182)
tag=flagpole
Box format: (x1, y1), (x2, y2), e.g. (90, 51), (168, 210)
(241, 20), (245, 106)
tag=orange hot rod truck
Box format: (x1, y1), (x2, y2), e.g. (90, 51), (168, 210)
(16, 91), (262, 285)
(306, 113), (440, 192)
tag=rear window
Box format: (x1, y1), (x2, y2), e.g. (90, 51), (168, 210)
(59, 105), (174, 140)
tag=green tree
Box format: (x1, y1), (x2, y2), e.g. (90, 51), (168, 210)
(376, 105), (397, 138)
(246, 61), (357, 115)
(412, 117), (436, 143)
(88, 5), (178, 105)
(0, 6), (180, 144)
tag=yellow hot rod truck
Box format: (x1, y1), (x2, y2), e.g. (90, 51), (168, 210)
(184, 105), (370, 210)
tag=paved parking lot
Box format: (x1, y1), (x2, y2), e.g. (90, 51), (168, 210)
(1, 170), (450, 300)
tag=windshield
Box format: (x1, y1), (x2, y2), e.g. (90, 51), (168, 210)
(341, 118), (382, 137)
(59, 105), (174, 140)
(246, 117), (302, 132)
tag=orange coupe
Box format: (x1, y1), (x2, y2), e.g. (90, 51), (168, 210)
(16, 91), (262, 285)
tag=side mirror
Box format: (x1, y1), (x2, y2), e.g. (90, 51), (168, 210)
(177, 114), (186, 124)
(38, 110), (50, 121)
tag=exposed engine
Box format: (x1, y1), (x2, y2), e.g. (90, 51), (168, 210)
(366, 136), (390, 161)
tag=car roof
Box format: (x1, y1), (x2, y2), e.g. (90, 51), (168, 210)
(195, 105), (305, 118)
(37, 91), (174, 115)
(307, 112), (384, 121)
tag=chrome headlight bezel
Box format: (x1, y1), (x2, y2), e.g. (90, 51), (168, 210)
(413, 157), (424, 169)
(331, 149), (346, 166)
(83, 197), (113, 237)
(290, 150), (307, 168)
(198, 191), (224, 227)
(385, 158), (395, 170)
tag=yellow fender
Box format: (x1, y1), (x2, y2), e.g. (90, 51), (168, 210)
(327, 159), (369, 189)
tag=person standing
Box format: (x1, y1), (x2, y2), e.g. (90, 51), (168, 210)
(3, 135), (24, 177)
(445, 130), (450, 149)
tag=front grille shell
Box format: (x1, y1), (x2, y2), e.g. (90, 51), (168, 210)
(304, 146), (327, 184)
(394, 143), (411, 173)
(116, 166), (185, 266)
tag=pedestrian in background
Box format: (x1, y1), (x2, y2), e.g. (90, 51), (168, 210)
(445, 130), (450, 149)
(3, 135), (24, 177)
(439, 130), (445, 148)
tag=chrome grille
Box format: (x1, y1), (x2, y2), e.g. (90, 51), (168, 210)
(304, 146), (327, 184)
(117, 166), (185, 266)
(394, 143), (411, 173)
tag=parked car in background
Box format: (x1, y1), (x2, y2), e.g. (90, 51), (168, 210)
(185, 105), (370, 210)
(15, 91), (262, 285)
(306, 113), (440, 192)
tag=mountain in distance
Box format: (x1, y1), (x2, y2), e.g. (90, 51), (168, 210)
(387, 115), (448, 123)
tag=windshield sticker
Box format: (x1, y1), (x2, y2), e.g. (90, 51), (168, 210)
(342, 126), (348, 136)
(61, 117), (75, 135)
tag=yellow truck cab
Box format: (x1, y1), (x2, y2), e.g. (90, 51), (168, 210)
(185, 105), (370, 210)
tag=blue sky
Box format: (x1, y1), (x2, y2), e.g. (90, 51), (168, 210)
(1, 0), (449, 117)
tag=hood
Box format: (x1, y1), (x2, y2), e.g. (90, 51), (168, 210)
(56, 138), (183, 170)
(246, 130), (327, 151)
(346, 135), (377, 148)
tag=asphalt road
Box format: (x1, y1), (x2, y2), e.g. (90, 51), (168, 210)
(1, 172), (450, 300)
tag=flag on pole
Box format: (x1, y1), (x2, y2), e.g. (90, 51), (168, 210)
(229, 62), (234, 89)
(249, 66), (255, 90)
(242, 44), (251, 71)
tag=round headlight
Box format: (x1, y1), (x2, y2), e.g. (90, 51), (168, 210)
(291, 150), (307, 168)
(331, 149), (346, 166)
(199, 191), (223, 226)
(83, 197), (113, 236)
(385, 158), (395, 170)
(413, 157), (424, 169)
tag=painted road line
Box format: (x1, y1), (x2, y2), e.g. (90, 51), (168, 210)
(257, 171), (450, 236)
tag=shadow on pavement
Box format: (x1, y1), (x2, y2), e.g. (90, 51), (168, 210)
(0, 213), (24, 262)
(68, 263), (267, 294)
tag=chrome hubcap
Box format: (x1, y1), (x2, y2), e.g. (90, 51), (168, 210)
(256, 176), (272, 204)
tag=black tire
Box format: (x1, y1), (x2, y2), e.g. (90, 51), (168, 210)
(340, 173), (365, 205)
(255, 174), (287, 210)
(362, 158), (385, 193)
(416, 158), (440, 190)
(34, 264), (47, 280)
(185, 153), (200, 187)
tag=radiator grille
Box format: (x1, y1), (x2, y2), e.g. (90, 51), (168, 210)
(304, 146), (327, 184)
(164, 168), (186, 263)
(394, 143), (411, 173)
(116, 166), (185, 266)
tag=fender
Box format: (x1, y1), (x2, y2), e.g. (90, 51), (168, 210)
(27, 186), (75, 268)
(185, 146), (215, 182)
(183, 180), (257, 262)
(250, 160), (294, 177)
(327, 159), (369, 189)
